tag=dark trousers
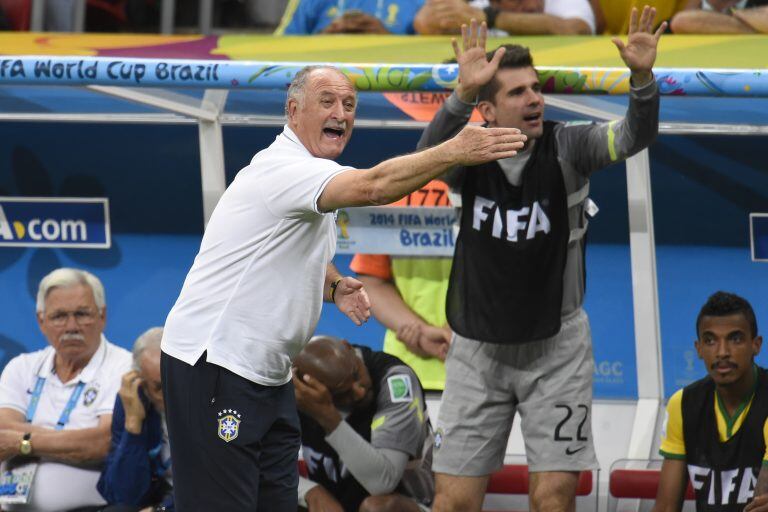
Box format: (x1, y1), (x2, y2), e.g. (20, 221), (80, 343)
(161, 351), (300, 512)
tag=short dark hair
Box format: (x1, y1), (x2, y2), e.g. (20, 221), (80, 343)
(478, 45), (535, 104)
(696, 291), (758, 338)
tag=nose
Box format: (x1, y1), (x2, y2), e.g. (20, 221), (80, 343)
(525, 88), (541, 106)
(715, 339), (731, 358)
(64, 313), (80, 331)
(331, 100), (345, 120)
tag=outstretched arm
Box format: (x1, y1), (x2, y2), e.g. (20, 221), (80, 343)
(557, 6), (664, 175)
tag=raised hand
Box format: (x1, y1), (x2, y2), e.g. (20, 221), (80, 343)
(452, 18), (507, 102)
(334, 277), (371, 326)
(448, 124), (527, 166)
(118, 370), (146, 434)
(611, 6), (666, 85)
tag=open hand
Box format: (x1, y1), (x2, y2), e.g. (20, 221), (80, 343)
(611, 6), (666, 85)
(452, 19), (507, 102)
(449, 124), (526, 166)
(334, 277), (371, 326)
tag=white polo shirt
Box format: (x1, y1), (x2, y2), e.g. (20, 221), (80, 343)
(162, 126), (353, 386)
(0, 336), (131, 512)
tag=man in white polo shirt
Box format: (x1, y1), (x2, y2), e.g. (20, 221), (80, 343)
(0, 267), (131, 512)
(160, 64), (527, 511)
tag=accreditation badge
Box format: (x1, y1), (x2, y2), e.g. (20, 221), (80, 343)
(0, 460), (38, 504)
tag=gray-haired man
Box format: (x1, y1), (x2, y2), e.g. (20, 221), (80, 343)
(0, 268), (131, 512)
(98, 327), (173, 510)
(160, 64), (527, 510)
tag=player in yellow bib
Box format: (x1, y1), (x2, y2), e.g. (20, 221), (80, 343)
(655, 291), (768, 512)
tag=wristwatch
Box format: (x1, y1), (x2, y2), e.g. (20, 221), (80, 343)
(19, 432), (32, 455)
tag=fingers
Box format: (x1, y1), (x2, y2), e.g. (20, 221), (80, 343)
(628, 7), (638, 34)
(461, 23), (469, 51)
(489, 46), (507, 70)
(469, 18), (478, 48)
(451, 37), (461, 59)
(478, 20), (487, 50)
(121, 370), (138, 388)
(654, 20), (668, 41)
(611, 37), (626, 54)
(130, 376), (142, 395)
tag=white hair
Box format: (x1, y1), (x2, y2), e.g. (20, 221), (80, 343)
(284, 65), (355, 117)
(132, 326), (163, 370)
(36, 268), (106, 314)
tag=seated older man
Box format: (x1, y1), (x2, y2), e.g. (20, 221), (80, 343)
(0, 268), (131, 512)
(98, 327), (173, 511)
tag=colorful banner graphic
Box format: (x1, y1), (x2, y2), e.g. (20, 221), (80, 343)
(0, 56), (766, 97)
(0, 197), (110, 249)
(335, 206), (456, 256)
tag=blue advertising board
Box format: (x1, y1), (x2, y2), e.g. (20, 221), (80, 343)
(751, 214), (768, 262)
(0, 197), (110, 249)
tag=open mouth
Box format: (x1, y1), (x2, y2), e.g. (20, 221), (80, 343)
(523, 113), (542, 123)
(323, 127), (345, 139)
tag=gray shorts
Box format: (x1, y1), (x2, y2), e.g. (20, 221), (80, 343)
(433, 309), (599, 476)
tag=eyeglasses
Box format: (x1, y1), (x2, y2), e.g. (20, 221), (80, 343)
(46, 309), (99, 327)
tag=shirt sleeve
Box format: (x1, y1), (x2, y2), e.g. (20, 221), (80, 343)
(763, 417), (768, 464)
(544, 0), (596, 33)
(370, 366), (428, 458)
(261, 156), (353, 218)
(659, 389), (686, 459)
(554, 78), (659, 177)
(350, 254), (393, 280)
(0, 355), (31, 415)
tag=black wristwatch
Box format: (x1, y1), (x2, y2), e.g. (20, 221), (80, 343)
(483, 6), (499, 30)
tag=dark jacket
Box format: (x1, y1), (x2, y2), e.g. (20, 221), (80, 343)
(97, 394), (173, 510)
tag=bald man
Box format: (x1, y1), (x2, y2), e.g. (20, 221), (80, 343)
(293, 336), (433, 512)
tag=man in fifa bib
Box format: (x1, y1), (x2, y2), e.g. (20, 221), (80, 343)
(420, 8), (665, 512)
(654, 292), (768, 512)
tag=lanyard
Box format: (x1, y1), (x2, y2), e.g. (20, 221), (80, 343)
(336, 0), (385, 20)
(26, 376), (86, 430)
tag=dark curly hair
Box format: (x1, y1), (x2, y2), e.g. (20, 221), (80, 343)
(696, 291), (758, 338)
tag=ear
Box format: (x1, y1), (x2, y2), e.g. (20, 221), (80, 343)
(753, 335), (763, 357)
(37, 311), (45, 331)
(477, 100), (496, 125)
(286, 98), (298, 122)
(694, 339), (704, 359)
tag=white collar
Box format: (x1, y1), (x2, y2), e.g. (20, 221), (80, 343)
(38, 334), (109, 385)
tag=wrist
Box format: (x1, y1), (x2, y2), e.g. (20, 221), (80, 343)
(318, 409), (343, 434)
(19, 432), (32, 455)
(454, 85), (479, 105)
(330, 277), (342, 303)
(125, 416), (144, 434)
(630, 70), (653, 87)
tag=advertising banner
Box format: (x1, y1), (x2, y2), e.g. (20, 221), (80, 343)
(0, 197), (110, 249)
